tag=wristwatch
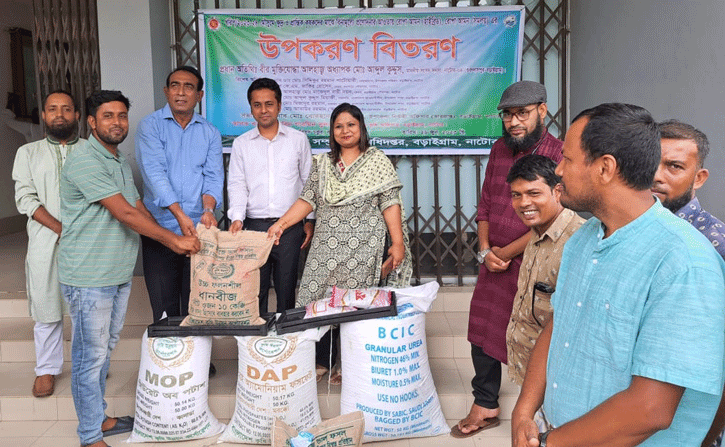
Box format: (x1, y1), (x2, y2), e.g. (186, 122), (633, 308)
(476, 248), (491, 264)
(203, 208), (214, 214)
(539, 429), (553, 447)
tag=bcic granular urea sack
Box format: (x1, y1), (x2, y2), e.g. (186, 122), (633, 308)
(339, 282), (449, 442)
(127, 332), (224, 443)
(219, 326), (329, 444)
(182, 225), (274, 326)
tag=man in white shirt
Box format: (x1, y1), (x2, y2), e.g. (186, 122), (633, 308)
(228, 78), (313, 313)
(13, 90), (82, 398)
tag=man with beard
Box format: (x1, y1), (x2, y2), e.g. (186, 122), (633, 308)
(512, 104), (725, 447)
(453, 81), (563, 437)
(650, 120), (725, 447)
(12, 90), (82, 398)
(652, 120), (725, 258)
(60, 90), (200, 447)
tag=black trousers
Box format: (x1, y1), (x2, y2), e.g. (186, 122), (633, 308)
(470, 343), (501, 409)
(244, 218), (304, 314)
(316, 327), (339, 369)
(141, 235), (191, 322)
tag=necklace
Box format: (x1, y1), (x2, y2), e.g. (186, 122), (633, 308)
(340, 149), (361, 167)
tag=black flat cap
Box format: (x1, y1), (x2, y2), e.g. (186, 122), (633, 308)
(497, 81), (547, 110)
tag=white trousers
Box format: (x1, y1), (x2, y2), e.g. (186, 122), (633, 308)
(34, 320), (64, 375)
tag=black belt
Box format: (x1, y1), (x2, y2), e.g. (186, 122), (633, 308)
(245, 217), (280, 222)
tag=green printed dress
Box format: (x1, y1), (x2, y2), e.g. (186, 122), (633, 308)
(296, 147), (412, 306)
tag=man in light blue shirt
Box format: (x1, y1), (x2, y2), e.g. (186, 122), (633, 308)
(512, 103), (725, 447)
(135, 66), (223, 324)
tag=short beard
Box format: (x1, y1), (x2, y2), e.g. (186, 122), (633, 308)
(503, 119), (545, 155)
(559, 183), (601, 216)
(96, 128), (128, 146)
(662, 187), (694, 213)
(46, 121), (77, 141)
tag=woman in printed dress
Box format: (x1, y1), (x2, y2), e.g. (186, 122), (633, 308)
(268, 103), (412, 384)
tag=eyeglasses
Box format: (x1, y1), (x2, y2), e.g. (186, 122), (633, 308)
(499, 106), (538, 122)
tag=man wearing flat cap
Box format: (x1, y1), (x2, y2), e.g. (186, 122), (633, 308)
(452, 80), (564, 437)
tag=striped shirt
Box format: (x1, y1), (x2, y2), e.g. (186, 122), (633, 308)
(59, 135), (140, 287)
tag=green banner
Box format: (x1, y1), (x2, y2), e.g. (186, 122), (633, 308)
(200, 7), (524, 154)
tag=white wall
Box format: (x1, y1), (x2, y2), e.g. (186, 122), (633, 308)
(97, 0), (171, 188)
(570, 1), (725, 219)
(0, 1), (34, 225)
(96, 0), (172, 273)
(1, 0), (173, 227)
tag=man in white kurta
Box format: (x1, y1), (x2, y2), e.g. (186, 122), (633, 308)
(12, 90), (83, 398)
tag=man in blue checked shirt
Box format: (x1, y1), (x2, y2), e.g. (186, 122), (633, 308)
(512, 103), (725, 447)
(135, 66), (223, 325)
(651, 120), (725, 447)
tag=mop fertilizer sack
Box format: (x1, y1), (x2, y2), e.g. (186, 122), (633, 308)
(128, 332), (224, 442)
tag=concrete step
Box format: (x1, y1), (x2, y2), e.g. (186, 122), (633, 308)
(0, 358), (520, 424)
(0, 311), (472, 363)
(0, 271), (504, 428)
(0, 278), (475, 319)
(0, 277), (476, 363)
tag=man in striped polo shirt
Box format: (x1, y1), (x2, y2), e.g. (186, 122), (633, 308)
(59, 90), (200, 447)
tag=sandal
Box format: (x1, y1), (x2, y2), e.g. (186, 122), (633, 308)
(102, 415), (134, 437)
(316, 365), (329, 383)
(329, 369), (342, 386)
(449, 417), (500, 438)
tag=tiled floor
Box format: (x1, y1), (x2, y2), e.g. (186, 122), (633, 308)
(0, 419), (513, 447)
(0, 231), (513, 447)
(0, 420), (512, 447)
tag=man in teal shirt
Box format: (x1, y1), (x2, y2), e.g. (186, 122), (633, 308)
(60, 90), (199, 447)
(512, 103), (725, 446)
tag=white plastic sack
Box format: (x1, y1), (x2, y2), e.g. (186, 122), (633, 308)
(340, 282), (449, 442)
(329, 286), (392, 309)
(128, 332), (225, 443)
(219, 326), (329, 444)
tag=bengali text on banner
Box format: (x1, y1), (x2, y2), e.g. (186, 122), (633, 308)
(199, 7), (524, 154)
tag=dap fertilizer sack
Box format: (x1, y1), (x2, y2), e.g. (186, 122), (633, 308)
(339, 282), (449, 442)
(182, 225), (274, 326)
(128, 332), (224, 443)
(271, 411), (365, 447)
(219, 326), (329, 444)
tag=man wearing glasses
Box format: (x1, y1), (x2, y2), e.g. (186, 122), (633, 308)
(453, 81), (564, 437)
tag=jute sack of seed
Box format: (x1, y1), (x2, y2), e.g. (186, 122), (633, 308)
(271, 411), (365, 447)
(182, 224), (273, 326)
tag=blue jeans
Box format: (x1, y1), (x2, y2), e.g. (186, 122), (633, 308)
(62, 282), (131, 446)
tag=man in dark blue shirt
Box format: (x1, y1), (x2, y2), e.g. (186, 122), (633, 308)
(652, 119), (725, 447)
